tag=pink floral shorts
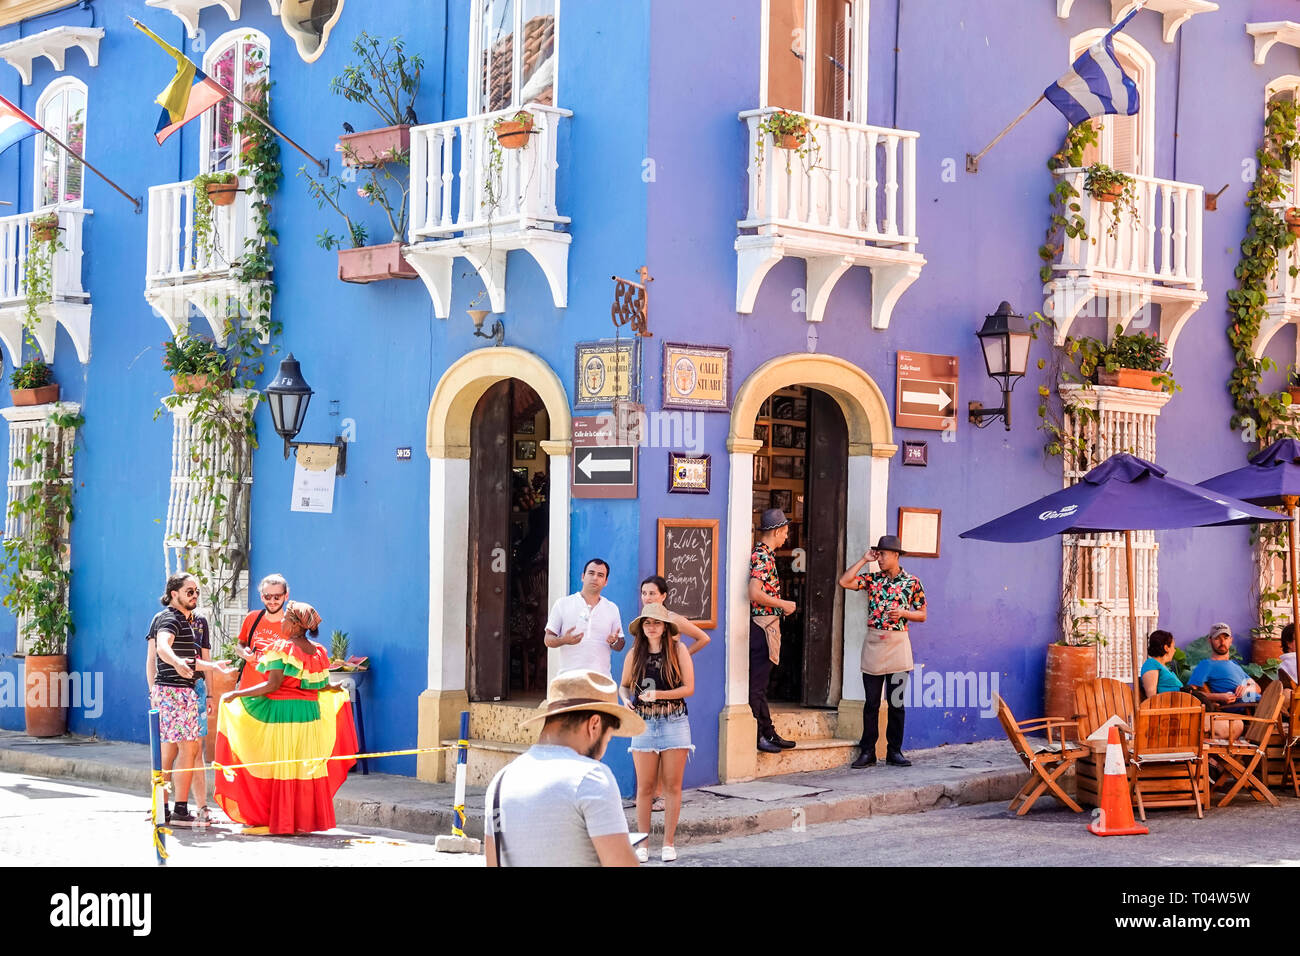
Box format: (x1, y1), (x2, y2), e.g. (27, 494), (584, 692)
(152, 685), (202, 743)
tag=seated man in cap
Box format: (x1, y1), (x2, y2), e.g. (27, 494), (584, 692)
(1186, 623), (1261, 708)
(484, 669), (643, 867)
(839, 535), (927, 768)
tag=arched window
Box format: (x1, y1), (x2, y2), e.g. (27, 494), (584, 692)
(1070, 30), (1155, 178)
(763, 0), (865, 124)
(200, 29), (270, 174)
(34, 78), (87, 208)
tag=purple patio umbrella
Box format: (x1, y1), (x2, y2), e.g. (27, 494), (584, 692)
(960, 453), (1287, 709)
(1198, 438), (1300, 637)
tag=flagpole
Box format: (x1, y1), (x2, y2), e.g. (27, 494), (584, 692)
(41, 126), (142, 213)
(966, 94), (1046, 173)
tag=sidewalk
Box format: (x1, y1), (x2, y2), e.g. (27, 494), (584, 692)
(0, 730), (1027, 846)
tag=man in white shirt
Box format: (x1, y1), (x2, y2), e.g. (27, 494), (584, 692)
(485, 669), (643, 867)
(544, 558), (625, 677)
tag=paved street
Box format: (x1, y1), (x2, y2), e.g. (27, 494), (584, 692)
(4, 767), (1299, 868)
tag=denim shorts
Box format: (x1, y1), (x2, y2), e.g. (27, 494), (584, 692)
(194, 678), (208, 737)
(628, 713), (694, 754)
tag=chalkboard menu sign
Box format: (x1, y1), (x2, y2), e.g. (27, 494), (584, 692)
(657, 518), (719, 629)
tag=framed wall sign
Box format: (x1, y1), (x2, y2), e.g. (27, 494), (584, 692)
(575, 339), (638, 407)
(898, 507), (942, 558)
(668, 452), (710, 494)
(657, 518), (719, 628)
(663, 343), (731, 411)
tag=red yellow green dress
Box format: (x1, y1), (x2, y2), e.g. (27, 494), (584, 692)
(214, 638), (357, 834)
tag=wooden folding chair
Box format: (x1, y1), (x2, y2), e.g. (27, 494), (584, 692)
(1206, 680), (1284, 808)
(1130, 691), (1206, 820)
(1281, 692), (1300, 798)
(996, 695), (1088, 815)
(1073, 677), (1134, 740)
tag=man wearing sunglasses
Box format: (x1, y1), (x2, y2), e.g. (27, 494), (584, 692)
(233, 573), (290, 689)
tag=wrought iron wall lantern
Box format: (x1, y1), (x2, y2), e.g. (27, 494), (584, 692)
(968, 301), (1032, 431)
(264, 353), (347, 475)
(467, 309), (505, 347)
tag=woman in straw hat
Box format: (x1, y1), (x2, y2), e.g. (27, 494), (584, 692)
(619, 603), (695, 862)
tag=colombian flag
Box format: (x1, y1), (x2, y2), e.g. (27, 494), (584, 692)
(133, 20), (226, 145)
(0, 94), (41, 156)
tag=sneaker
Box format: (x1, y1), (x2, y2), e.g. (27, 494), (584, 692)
(170, 806), (197, 827)
(635, 846), (649, 863)
(661, 846), (678, 863)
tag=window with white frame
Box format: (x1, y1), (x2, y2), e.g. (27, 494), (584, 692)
(201, 30), (270, 174)
(34, 78), (86, 208)
(1071, 31), (1154, 178)
(1267, 78), (1300, 205)
(472, 0), (557, 114)
(4, 411), (76, 655)
(763, 0), (865, 123)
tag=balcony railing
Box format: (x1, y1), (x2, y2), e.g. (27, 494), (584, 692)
(0, 207), (90, 304)
(1051, 168), (1202, 288)
(409, 103), (570, 241)
(145, 179), (257, 288)
(738, 108), (918, 249)
(1266, 201), (1300, 306)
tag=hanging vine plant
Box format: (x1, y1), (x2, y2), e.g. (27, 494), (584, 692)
(1037, 121), (1098, 283)
(1226, 94), (1300, 446)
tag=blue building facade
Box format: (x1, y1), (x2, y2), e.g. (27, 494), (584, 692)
(0, 0), (1296, 795)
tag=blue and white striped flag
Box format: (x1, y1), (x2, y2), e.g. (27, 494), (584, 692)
(1044, 8), (1140, 127)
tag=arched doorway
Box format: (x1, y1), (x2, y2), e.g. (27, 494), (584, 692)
(419, 348), (572, 783)
(721, 355), (895, 783)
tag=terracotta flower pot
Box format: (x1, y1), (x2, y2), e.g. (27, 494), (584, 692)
(10, 384), (59, 406)
(1097, 368), (1164, 391)
(1092, 183), (1124, 204)
(171, 373), (228, 394)
(339, 124), (412, 167)
(337, 242), (418, 283)
(778, 126), (808, 150)
(205, 181), (238, 207)
(24, 654), (68, 737)
(1044, 642), (1098, 719)
(1286, 209), (1300, 238)
(30, 218), (59, 242)
(1289, 386), (1300, 405)
(493, 116), (534, 150)
(1253, 636), (1283, 665)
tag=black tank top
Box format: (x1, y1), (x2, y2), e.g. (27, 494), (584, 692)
(634, 648), (687, 719)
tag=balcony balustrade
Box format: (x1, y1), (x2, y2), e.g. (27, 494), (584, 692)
(0, 206), (91, 364)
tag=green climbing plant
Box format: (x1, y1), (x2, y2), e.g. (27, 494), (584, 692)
(1038, 121), (1098, 283)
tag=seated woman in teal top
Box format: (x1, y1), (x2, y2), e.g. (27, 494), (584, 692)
(1140, 630), (1183, 698)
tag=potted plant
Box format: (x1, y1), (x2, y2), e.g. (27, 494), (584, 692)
(1286, 206), (1300, 238)
(197, 171), (238, 207)
(9, 358), (58, 406)
(1070, 325), (1178, 392)
(191, 172), (241, 265)
(24, 215), (61, 331)
(30, 213), (59, 243)
(1045, 601), (1105, 718)
(162, 334), (229, 394)
(1083, 163), (1139, 239)
(755, 110), (819, 174)
(332, 32), (423, 167)
(1287, 365), (1300, 405)
(299, 159), (416, 283)
(1, 407), (81, 736)
(493, 109), (535, 150)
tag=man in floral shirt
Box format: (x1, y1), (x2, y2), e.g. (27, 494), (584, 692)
(750, 509), (798, 754)
(838, 535), (926, 768)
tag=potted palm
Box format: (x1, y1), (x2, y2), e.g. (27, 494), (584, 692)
(332, 32), (423, 168)
(9, 359), (58, 406)
(162, 335), (229, 394)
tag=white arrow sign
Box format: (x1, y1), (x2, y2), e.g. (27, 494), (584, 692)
(902, 388), (952, 412)
(578, 453), (633, 479)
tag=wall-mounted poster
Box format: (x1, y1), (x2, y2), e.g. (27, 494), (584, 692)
(575, 340), (638, 407)
(663, 343), (731, 411)
(668, 452), (711, 494)
(899, 506), (942, 558)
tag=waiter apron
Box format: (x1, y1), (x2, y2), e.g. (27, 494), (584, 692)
(860, 626), (914, 676)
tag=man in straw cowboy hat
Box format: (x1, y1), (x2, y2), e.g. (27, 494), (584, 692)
(839, 534), (927, 768)
(750, 508), (798, 754)
(485, 669), (644, 866)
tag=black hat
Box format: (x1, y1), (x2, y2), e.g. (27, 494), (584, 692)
(758, 508), (789, 531)
(874, 535), (906, 555)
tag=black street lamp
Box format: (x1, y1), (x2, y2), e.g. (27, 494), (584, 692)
(264, 353), (347, 474)
(968, 301), (1033, 431)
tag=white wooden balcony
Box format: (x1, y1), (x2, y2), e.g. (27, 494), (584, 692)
(1044, 168), (1206, 358)
(1253, 202), (1300, 360)
(0, 207), (91, 365)
(735, 108), (925, 327)
(405, 103), (571, 319)
(144, 178), (265, 344)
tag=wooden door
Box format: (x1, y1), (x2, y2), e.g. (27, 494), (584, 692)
(467, 380), (512, 701)
(802, 389), (847, 706)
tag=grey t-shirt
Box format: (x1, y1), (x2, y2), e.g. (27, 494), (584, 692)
(485, 744), (629, 866)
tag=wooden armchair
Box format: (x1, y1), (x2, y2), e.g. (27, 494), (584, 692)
(1205, 679), (1284, 808)
(996, 695), (1088, 816)
(1073, 677), (1135, 741)
(1130, 691), (1206, 820)
(1285, 694), (1300, 798)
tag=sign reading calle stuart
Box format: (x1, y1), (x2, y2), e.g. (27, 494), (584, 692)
(571, 416), (638, 499)
(895, 351), (959, 431)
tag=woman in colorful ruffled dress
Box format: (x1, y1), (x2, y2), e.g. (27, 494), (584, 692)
(215, 601), (357, 834)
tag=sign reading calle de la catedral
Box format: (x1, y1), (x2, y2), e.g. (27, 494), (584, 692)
(571, 415), (638, 499)
(575, 340), (638, 407)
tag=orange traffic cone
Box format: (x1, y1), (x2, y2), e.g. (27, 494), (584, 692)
(1088, 725), (1148, 837)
